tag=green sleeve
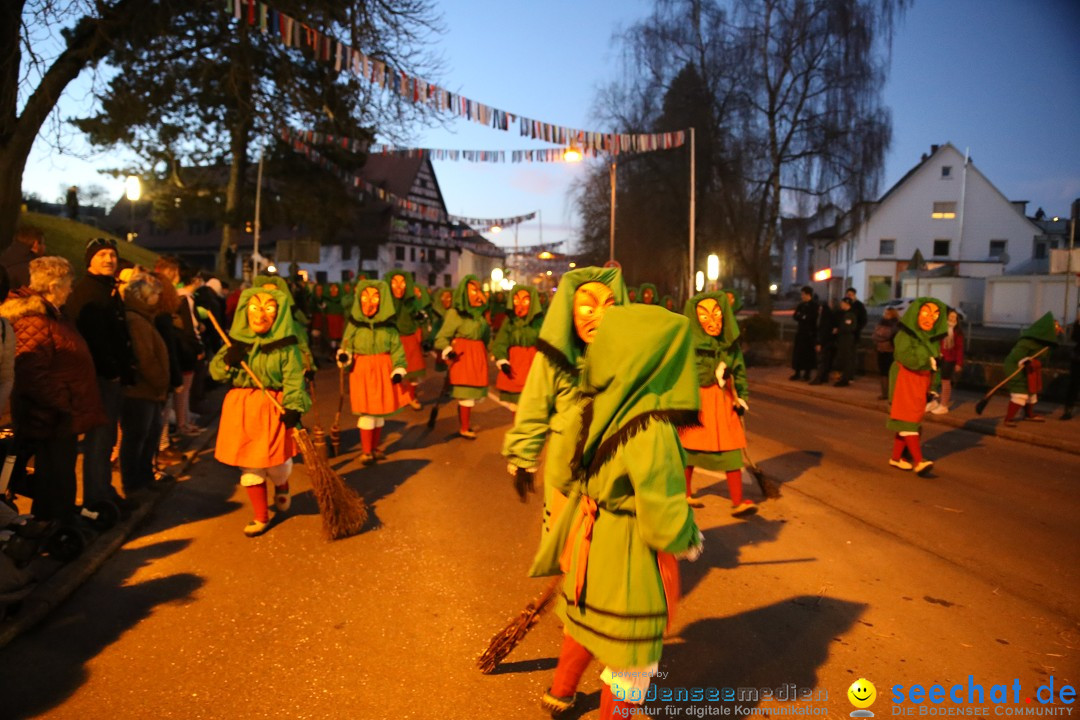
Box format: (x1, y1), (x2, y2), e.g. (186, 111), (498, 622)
(502, 355), (557, 469)
(434, 310), (461, 351)
(280, 345), (312, 413)
(490, 320), (512, 361)
(626, 423), (698, 554)
(389, 328), (407, 369)
(894, 330), (933, 372)
(341, 319), (356, 350)
(209, 345), (238, 383)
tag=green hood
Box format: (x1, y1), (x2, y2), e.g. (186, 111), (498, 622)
(661, 295), (677, 312)
(537, 266), (629, 369)
(413, 282), (432, 310)
(253, 274), (289, 295)
(228, 287), (300, 347)
(506, 284), (543, 324)
(451, 274), (486, 319)
(627, 286), (638, 303)
(683, 290), (740, 350)
(348, 279), (397, 326)
(430, 287), (453, 319)
(488, 290), (508, 315)
(1021, 311), (1060, 346)
(638, 282), (659, 305)
(573, 305), (700, 477)
(899, 297), (950, 341)
(383, 269), (415, 311)
(721, 287), (743, 313)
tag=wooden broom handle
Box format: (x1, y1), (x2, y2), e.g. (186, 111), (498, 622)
(982, 345), (1049, 398)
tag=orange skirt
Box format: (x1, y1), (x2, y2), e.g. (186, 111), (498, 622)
(215, 388), (296, 468)
(890, 364), (931, 424)
(679, 383), (746, 453)
(402, 329), (426, 374)
(495, 345), (537, 394)
(349, 353), (407, 416)
(326, 314), (345, 341)
(448, 337), (488, 387)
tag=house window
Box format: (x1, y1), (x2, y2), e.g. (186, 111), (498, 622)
(410, 247), (416, 262)
(394, 246), (405, 261)
(419, 248), (426, 261)
(428, 273), (436, 287)
(932, 202), (956, 219)
(989, 240), (1007, 258)
(933, 239), (951, 257)
(941, 166), (952, 178)
(443, 273), (452, 286)
(315, 271), (328, 284)
(879, 239), (896, 256)
(444, 249), (451, 261)
(1035, 243), (1047, 260)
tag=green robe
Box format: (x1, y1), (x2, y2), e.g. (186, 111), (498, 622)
(433, 274), (491, 400)
(533, 305), (699, 670)
(490, 285), (543, 403)
(209, 287), (311, 414)
(887, 297), (948, 432)
(1004, 312), (1059, 394)
(341, 280), (408, 368)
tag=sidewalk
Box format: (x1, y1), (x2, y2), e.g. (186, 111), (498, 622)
(750, 366), (1080, 456)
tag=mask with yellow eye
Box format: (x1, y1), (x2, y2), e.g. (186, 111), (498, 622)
(573, 282), (615, 343)
(917, 302), (940, 332)
(390, 275), (407, 299)
(329, 284), (340, 297)
(247, 292), (279, 335)
(696, 297), (723, 336)
(512, 289), (531, 318)
(642, 287), (655, 304)
(413, 286), (422, 301)
(467, 281), (485, 307)
(440, 290), (453, 310)
(360, 286), (381, 317)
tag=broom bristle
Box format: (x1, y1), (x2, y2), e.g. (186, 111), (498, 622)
(294, 429), (368, 540)
(477, 608), (540, 674)
(750, 463), (783, 499)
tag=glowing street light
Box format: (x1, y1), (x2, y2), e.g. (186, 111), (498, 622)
(125, 175), (142, 202)
(695, 271), (705, 292)
(489, 224), (502, 234)
(491, 267), (504, 284)
(706, 254), (720, 283)
(563, 142), (583, 163)
(267, 264), (278, 275)
(538, 251), (555, 260)
(568, 262), (577, 268)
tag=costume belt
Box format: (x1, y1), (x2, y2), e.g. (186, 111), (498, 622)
(559, 495), (599, 606)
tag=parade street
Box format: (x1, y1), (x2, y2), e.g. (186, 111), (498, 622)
(0, 366), (1076, 720)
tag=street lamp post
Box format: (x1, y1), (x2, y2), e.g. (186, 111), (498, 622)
(688, 127), (696, 298)
(609, 161), (617, 263)
(124, 175), (141, 242)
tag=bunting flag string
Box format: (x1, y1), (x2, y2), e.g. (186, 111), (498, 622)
(447, 212), (536, 228)
(223, 0), (687, 156)
(371, 146), (604, 163)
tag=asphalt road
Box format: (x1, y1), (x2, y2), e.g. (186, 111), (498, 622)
(0, 368), (1075, 719)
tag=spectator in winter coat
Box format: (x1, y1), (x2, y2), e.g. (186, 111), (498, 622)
(871, 308), (900, 400)
(809, 301), (838, 385)
(790, 286), (818, 380)
(833, 297), (859, 387)
(0, 276), (13, 418)
(846, 287), (868, 339)
(152, 273), (185, 465)
(0, 256), (105, 521)
(64, 238), (136, 510)
(0, 226), (46, 291)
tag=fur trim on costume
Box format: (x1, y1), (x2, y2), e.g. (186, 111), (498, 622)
(571, 402), (702, 481)
(536, 338), (579, 379)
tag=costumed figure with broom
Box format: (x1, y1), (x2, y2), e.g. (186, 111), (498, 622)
(491, 284), (544, 413)
(337, 280), (408, 465)
(433, 275), (490, 439)
(323, 283), (346, 353)
(309, 282), (326, 354)
(638, 282), (659, 305)
(626, 286), (637, 303)
(679, 290), (756, 516)
(413, 282), (433, 350)
(1001, 311), (1061, 427)
(534, 304), (703, 717)
(210, 287), (311, 537)
(384, 270), (425, 411)
(887, 298), (948, 476)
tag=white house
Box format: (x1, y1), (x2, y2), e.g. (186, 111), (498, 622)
(820, 143), (1043, 305)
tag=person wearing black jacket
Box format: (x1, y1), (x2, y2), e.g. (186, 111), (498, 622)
(846, 287), (868, 338)
(809, 300), (838, 385)
(833, 297), (859, 387)
(790, 286), (818, 380)
(63, 238), (136, 510)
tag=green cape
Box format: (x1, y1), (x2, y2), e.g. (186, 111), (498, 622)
(506, 284), (543, 324)
(451, 274), (486, 319)
(537, 266), (629, 371)
(1020, 311), (1060, 346)
(228, 287), (300, 348)
(430, 287), (453, 319)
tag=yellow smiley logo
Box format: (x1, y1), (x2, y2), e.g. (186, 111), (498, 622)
(848, 678), (877, 710)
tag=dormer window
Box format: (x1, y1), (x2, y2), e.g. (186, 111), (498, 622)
(941, 166), (952, 178)
(932, 202), (956, 219)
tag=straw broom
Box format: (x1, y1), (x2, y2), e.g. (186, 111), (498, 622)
(727, 384), (781, 499)
(207, 313), (368, 540)
(477, 575), (562, 674)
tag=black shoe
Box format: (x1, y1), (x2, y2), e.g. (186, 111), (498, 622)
(1063, 408), (1073, 420)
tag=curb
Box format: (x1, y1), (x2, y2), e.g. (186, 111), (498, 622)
(753, 377), (1080, 457)
(0, 420), (219, 650)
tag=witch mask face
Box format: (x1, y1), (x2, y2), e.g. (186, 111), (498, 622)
(329, 284), (340, 297)
(413, 286), (422, 301)
(573, 282), (615, 343)
(440, 291), (453, 310)
(390, 275), (407, 299)
(642, 287), (654, 304)
(917, 302), (940, 332)
(696, 298), (723, 336)
(467, 281), (485, 307)
(513, 290), (531, 318)
(360, 286), (380, 317)
(247, 293), (279, 335)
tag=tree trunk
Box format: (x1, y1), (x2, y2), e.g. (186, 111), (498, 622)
(0, 145), (31, 251)
(217, 23), (254, 278)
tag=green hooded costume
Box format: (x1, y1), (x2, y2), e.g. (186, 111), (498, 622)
(679, 291), (747, 471)
(433, 274), (491, 400)
(721, 287), (743, 314)
(383, 269), (418, 336)
(254, 274), (312, 369)
(339, 279), (408, 417)
(533, 305), (700, 670)
(627, 286), (638, 303)
(637, 282), (659, 306)
(1004, 312), (1060, 395)
(503, 266), (629, 535)
(661, 295), (677, 312)
(490, 284), (544, 404)
(887, 297), (949, 432)
(322, 282), (344, 316)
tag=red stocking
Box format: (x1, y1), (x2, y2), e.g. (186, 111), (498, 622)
(902, 435), (923, 465)
(684, 466), (694, 498)
(726, 469), (743, 506)
(458, 404), (472, 433)
(245, 483), (269, 523)
(891, 434), (906, 461)
(1005, 402), (1021, 423)
(372, 426), (382, 448)
(550, 634), (593, 698)
(599, 683), (638, 719)
(360, 428), (374, 455)
(406, 383), (417, 401)
(1024, 403), (1039, 418)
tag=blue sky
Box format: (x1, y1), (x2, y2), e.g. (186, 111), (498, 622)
(21, 0), (1080, 254)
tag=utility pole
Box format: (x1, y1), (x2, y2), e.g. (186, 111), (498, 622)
(689, 127), (696, 296)
(609, 161), (617, 263)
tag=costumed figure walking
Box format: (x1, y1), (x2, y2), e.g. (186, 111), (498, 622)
(491, 284), (543, 412)
(337, 280), (407, 464)
(637, 282), (659, 305)
(210, 287), (310, 537)
(662, 295), (677, 312)
(679, 291), (756, 516)
(385, 270), (426, 410)
(433, 275), (491, 439)
(323, 282), (346, 352)
(1002, 312), (1061, 427)
(534, 304), (703, 718)
(310, 282), (326, 355)
(428, 286), (454, 373)
(886, 298), (948, 476)
(254, 274), (315, 379)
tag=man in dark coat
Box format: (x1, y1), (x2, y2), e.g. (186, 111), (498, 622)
(846, 287), (868, 339)
(64, 238), (136, 510)
(833, 297), (858, 387)
(790, 286), (818, 380)
(809, 300), (838, 385)
(0, 226), (46, 291)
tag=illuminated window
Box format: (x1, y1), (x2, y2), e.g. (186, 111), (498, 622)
(932, 202), (956, 219)
(933, 239), (951, 257)
(879, 239), (895, 256)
